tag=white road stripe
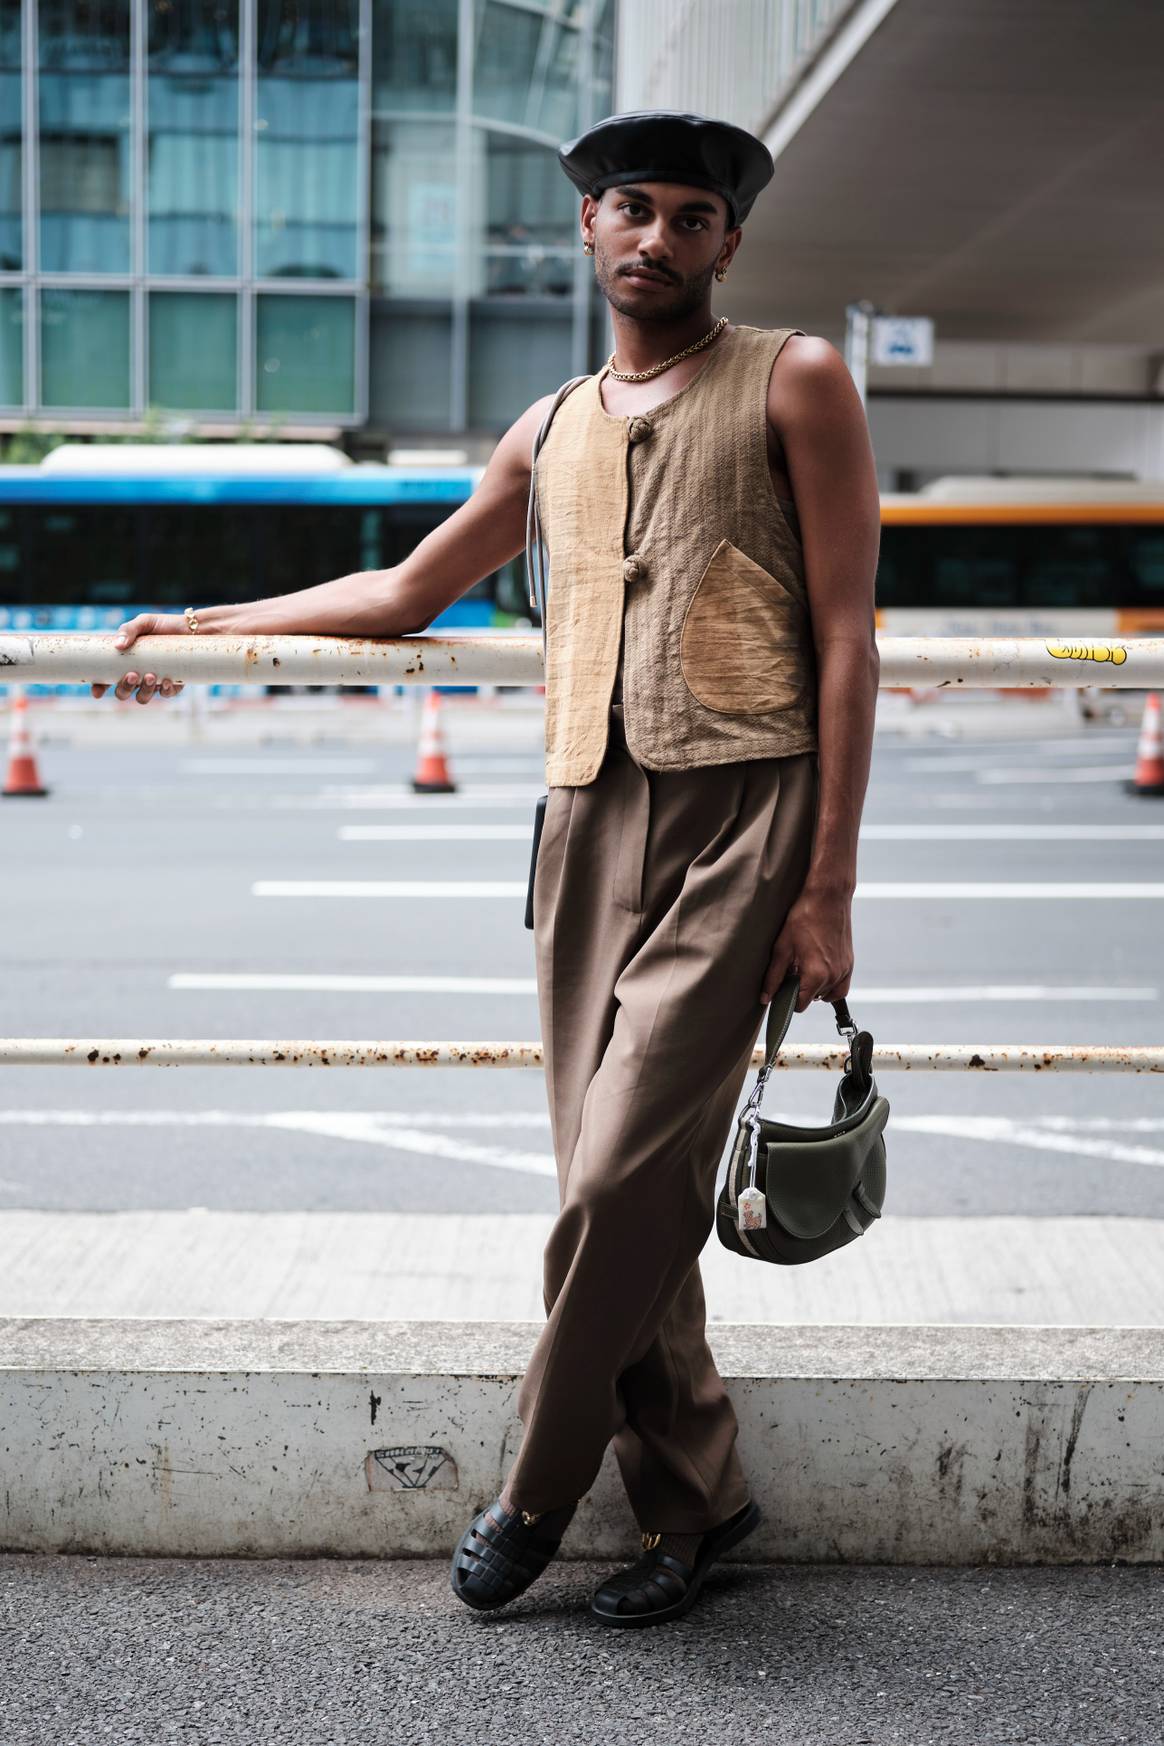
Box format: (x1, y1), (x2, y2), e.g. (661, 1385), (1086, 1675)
(254, 880), (527, 897)
(169, 972), (539, 994)
(860, 823), (1164, 841)
(251, 879), (1164, 900)
(901, 1115), (1164, 1171)
(338, 824), (532, 841)
(904, 749), (1130, 774)
(182, 758), (377, 775)
(856, 882), (1164, 898)
(893, 736), (1130, 764)
(275, 788), (542, 811)
(3, 1108), (1163, 1172)
(166, 973), (1156, 1003)
(978, 765), (1130, 785)
(337, 822), (1164, 843)
(0, 1107), (555, 1177)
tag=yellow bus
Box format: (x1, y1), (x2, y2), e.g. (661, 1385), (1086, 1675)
(875, 478), (1164, 641)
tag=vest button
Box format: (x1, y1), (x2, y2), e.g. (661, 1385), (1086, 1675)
(627, 417), (652, 444)
(623, 554), (646, 583)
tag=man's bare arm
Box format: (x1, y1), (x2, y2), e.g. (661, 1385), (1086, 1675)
(199, 393), (556, 636)
(760, 335), (881, 1007)
(108, 393), (557, 661)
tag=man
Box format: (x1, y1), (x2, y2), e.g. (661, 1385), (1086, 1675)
(100, 110), (880, 1628)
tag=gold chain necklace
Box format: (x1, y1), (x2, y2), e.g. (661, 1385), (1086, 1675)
(606, 315), (729, 383)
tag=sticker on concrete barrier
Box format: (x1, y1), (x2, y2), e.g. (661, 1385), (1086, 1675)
(1046, 641), (1128, 665)
(366, 1445), (458, 1491)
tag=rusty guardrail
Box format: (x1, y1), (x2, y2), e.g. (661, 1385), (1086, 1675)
(0, 1041), (1160, 1071)
(1, 632), (1162, 688)
(2, 631), (1157, 1079)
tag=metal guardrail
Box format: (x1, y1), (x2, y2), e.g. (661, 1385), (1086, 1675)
(1, 1041), (1160, 1072)
(2, 631), (1157, 1078)
(1, 633), (1162, 688)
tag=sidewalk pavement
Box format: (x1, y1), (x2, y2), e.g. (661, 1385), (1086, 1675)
(1, 1552), (1159, 1745)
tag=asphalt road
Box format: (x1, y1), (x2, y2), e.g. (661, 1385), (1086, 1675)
(2, 1552), (1161, 1746)
(1, 695), (1161, 1323)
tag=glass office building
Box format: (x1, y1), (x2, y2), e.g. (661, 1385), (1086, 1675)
(0, 0), (614, 440)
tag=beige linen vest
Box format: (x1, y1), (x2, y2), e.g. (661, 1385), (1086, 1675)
(535, 323), (818, 786)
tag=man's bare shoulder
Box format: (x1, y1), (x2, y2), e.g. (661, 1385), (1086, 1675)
(767, 334), (863, 432)
(772, 333), (849, 391)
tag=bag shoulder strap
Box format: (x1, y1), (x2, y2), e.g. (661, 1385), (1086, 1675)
(525, 375), (590, 657)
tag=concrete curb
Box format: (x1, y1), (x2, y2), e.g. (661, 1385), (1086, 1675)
(2, 1319), (1161, 1564)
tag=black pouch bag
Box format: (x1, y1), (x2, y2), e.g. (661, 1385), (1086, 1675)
(716, 974), (890, 1265)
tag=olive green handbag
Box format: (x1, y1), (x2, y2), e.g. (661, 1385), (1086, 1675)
(716, 974), (889, 1265)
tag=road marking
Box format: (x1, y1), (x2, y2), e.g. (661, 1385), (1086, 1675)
(3, 1109), (1163, 1174)
(274, 787), (543, 811)
(337, 822), (1164, 843)
(253, 880), (528, 897)
(978, 765), (1130, 785)
(251, 879), (1164, 900)
(166, 974), (1155, 1003)
(901, 1115), (1164, 1171)
(169, 972), (539, 994)
(904, 748), (1130, 773)
(0, 1107), (555, 1176)
(820, 985), (1157, 1002)
(338, 824), (532, 841)
(182, 758), (378, 775)
(861, 823), (1164, 841)
(893, 736), (1130, 764)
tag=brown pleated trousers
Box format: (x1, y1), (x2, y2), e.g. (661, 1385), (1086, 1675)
(505, 702), (818, 1533)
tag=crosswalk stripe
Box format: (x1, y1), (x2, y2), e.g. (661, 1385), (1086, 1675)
(338, 824), (532, 840)
(169, 973), (539, 994)
(859, 823), (1164, 841)
(251, 879), (1164, 900)
(165, 974), (1156, 1003)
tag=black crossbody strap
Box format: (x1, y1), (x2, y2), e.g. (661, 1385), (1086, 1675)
(526, 375), (589, 660)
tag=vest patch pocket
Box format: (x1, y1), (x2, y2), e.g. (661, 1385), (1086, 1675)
(679, 538), (808, 715)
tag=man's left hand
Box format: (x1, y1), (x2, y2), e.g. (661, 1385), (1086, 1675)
(761, 884), (853, 1011)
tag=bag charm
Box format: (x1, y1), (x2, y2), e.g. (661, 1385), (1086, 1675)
(737, 1113), (767, 1231)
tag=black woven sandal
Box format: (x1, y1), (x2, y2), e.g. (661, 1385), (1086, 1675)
(450, 1496), (576, 1612)
(590, 1500), (761, 1627)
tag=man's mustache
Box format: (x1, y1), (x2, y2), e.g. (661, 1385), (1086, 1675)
(618, 263), (679, 285)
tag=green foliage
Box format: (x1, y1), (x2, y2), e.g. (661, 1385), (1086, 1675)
(2, 408), (296, 464)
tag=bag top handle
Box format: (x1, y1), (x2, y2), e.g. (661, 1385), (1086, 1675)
(762, 974), (857, 1069)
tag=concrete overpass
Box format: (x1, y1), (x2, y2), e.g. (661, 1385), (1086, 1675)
(616, 0), (1164, 478)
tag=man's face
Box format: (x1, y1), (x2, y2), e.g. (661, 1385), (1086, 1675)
(583, 182), (739, 322)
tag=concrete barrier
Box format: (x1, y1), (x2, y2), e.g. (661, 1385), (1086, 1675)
(2, 1319), (1161, 1564)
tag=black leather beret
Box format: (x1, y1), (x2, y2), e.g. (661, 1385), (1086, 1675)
(558, 110), (774, 227)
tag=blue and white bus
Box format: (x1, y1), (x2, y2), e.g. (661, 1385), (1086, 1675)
(0, 444), (530, 696)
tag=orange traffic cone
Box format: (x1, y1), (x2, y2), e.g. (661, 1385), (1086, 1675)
(1127, 692), (1164, 797)
(410, 688), (457, 794)
(2, 687), (49, 798)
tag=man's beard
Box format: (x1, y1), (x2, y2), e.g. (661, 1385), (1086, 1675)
(595, 252), (717, 322)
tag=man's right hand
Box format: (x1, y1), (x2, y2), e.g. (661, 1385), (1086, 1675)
(91, 613), (188, 703)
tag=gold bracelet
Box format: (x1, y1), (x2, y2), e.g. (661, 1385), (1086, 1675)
(184, 606), (200, 634)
